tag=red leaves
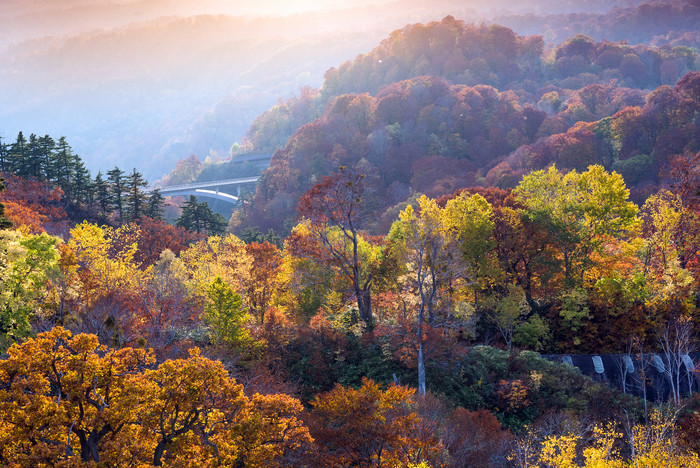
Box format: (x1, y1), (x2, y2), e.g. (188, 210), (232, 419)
(0, 174), (68, 234)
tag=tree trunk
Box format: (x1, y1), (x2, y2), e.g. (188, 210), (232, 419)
(417, 339), (426, 397)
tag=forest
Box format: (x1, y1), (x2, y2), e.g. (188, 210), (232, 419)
(3, 1), (700, 467)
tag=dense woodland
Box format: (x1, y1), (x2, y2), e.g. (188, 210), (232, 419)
(3, 1), (700, 467)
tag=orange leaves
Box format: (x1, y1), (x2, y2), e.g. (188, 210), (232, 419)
(309, 377), (438, 467)
(0, 175), (67, 235)
(0, 329), (312, 467)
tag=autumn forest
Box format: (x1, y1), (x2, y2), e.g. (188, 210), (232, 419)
(3, 1), (700, 467)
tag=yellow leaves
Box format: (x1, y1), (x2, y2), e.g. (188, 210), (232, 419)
(516, 410), (699, 468)
(539, 434), (579, 468)
(0, 329), (311, 467)
(180, 234), (253, 301)
(68, 221), (149, 305)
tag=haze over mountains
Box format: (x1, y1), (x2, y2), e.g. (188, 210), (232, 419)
(0, 0), (656, 179)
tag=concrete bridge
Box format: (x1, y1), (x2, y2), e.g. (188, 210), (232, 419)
(151, 175), (260, 204)
(151, 152), (273, 204)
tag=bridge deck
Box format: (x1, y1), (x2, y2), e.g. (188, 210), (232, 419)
(151, 176), (260, 193)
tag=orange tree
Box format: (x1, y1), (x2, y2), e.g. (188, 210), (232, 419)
(0, 328), (312, 467)
(308, 377), (442, 467)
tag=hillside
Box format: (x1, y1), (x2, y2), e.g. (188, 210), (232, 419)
(235, 16), (698, 233)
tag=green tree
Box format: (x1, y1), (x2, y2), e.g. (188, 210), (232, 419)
(513, 165), (640, 288)
(93, 171), (110, 217)
(71, 158), (92, 207)
(145, 189), (165, 220)
(8, 132), (28, 177)
(0, 136), (7, 173)
(176, 195), (227, 236)
(52, 136), (76, 199)
(202, 277), (253, 350)
(36, 135), (55, 180)
(0, 230), (60, 350)
(107, 166), (126, 221)
(0, 179), (12, 230)
(124, 168), (149, 222)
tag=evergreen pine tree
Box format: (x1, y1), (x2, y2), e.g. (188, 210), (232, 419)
(176, 195), (201, 232)
(26, 133), (43, 179)
(52, 137), (75, 198)
(94, 171), (111, 217)
(37, 135), (55, 180)
(124, 168), (149, 222)
(106, 167), (126, 221)
(0, 137), (8, 173)
(176, 195), (227, 236)
(8, 132), (28, 177)
(145, 189), (165, 220)
(0, 178), (12, 230)
(72, 159), (91, 207)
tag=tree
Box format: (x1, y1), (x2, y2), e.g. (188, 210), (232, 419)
(0, 230), (59, 350)
(132, 249), (193, 350)
(657, 316), (696, 406)
(0, 329), (312, 466)
(245, 241), (282, 324)
(0, 326), (154, 464)
(124, 168), (149, 222)
(309, 378), (441, 466)
(202, 277), (254, 351)
(93, 171), (111, 217)
(145, 188), (165, 220)
(513, 165), (640, 289)
(107, 166), (126, 221)
(389, 195), (454, 395)
(0, 178), (12, 230)
(176, 195), (228, 236)
(0, 136), (7, 173)
(7, 132), (29, 177)
(297, 167), (375, 326)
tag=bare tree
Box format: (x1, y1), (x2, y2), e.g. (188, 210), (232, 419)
(658, 316), (695, 406)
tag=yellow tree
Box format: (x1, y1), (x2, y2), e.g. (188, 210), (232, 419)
(67, 221), (149, 309)
(0, 327), (154, 465)
(179, 234), (253, 305)
(0, 329), (312, 467)
(389, 195), (454, 395)
(137, 348), (312, 467)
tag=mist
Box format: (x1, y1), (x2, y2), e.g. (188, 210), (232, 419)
(0, 0), (649, 180)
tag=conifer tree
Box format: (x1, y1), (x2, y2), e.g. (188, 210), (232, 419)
(0, 178), (12, 230)
(26, 133), (42, 179)
(37, 135), (55, 180)
(52, 137), (75, 198)
(0, 137), (8, 173)
(176, 195), (227, 235)
(124, 168), (149, 222)
(145, 189), (165, 220)
(8, 132), (28, 177)
(94, 171), (111, 217)
(107, 166), (126, 221)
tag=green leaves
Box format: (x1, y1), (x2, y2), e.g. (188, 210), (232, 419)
(0, 230), (59, 350)
(202, 277), (253, 350)
(514, 165), (640, 287)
